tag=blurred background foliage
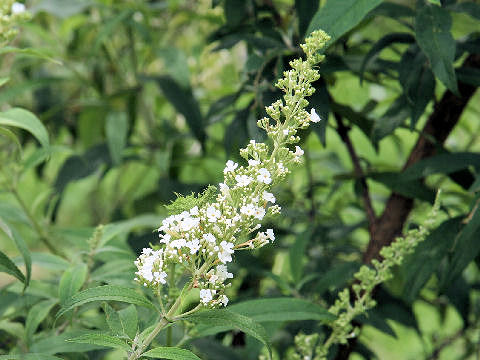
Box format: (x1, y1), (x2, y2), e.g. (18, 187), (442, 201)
(1, 0), (480, 359)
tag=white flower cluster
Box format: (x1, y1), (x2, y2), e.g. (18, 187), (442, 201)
(134, 29), (330, 309)
(134, 109), (318, 306)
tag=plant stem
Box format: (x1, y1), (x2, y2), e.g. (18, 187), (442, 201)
(128, 290), (187, 360)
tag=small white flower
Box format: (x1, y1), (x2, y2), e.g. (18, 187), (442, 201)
(310, 108), (321, 123)
(186, 239), (200, 254)
(266, 228), (275, 242)
(253, 206), (266, 220)
(181, 216), (199, 231)
(159, 233), (171, 244)
(11, 2), (26, 14)
(283, 129), (289, 135)
(224, 160), (238, 174)
(206, 206), (221, 222)
(209, 274), (219, 284)
(248, 159), (260, 166)
(240, 204), (256, 217)
(216, 265), (233, 282)
(257, 168), (272, 184)
(218, 294), (229, 306)
(200, 289), (216, 304)
(219, 182), (229, 194)
(153, 271), (168, 284)
(170, 238), (186, 249)
(190, 206), (199, 216)
(263, 191), (276, 204)
(203, 233), (216, 243)
(235, 174), (253, 187)
(218, 241), (234, 263)
(294, 146), (304, 156)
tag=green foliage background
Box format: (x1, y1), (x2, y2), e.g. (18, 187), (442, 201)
(1, 0), (480, 359)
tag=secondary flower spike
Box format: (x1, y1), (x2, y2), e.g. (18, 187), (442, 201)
(134, 30), (331, 307)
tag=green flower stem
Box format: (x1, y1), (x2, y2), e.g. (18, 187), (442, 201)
(129, 293), (184, 360)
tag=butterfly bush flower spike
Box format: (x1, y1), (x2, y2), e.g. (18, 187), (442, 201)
(134, 30), (330, 308)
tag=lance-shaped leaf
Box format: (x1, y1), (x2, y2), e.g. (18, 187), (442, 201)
(415, 4), (458, 94)
(186, 309), (272, 359)
(153, 75), (206, 146)
(67, 333), (130, 351)
(0, 218), (31, 289)
(0, 108), (49, 149)
(57, 285), (155, 318)
(307, 0), (383, 45)
(0, 250), (25, 284)
(143, 347), (201, 360)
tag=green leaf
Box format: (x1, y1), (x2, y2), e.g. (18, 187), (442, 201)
(206, 94), (238, 124)
(415, 4), (458, 94)
(441, 197), (480, 288)
(22, 146), (71, 172)
(309, 80), (329, 146)
(331, 102), (374, 141)
(369, 172), (435, 203)
(0, 218), (31, 289)
(399, 45), (435, 127)
(456, 66), (480, 87)
(289, 230), (312, 283)
(54, 143), (111, 194)
(143, 347), (201, 360)
(67, 333), (130, 351)
(58, 263), (88, 305)
(0, 250), (25, 284)
(189, 338), (242, 360)
(0, 354), (64, 360)
(0, 77), (9, 87)
(103, 303), (138, 339)
(28, 252), (70, 271)
(57, 285), (155, 318)
(0, 320), (24, 340)
(186, 309), (272, 359)
(295, 0), (320, 37)
(314, 262), (360, 294)
(191, 298), (334, 341)
(372, 95), (410, 143)
(401, 152), (480, 181)
(307, 0), (383, 45)
(105, 112), (128, 165)
(93, 10), (132, 52)
(448, 1), (480, 20)
(0, 77), (62, 105)
(0, 108), (50, 148)
(227, 298), (335, 323)
(0, 47), (62, 64)
(360, 33), (415, 83)
(31, 0), (93, 18)
(99, 214), (161, 247)
(369, 2), (414, 18)
(118, 304), (138, 339)
(25, 299), (58, 345)
(0, 127), (22, 156)
(103, 303), (124, 336)
(158, 47), (191, 88)
(224, 106), (250, 157)
(224, 0), (248, 27)
(152, 75), (206, 145)
(31, 330), (105, 353)
(401, 217), (461, 303)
